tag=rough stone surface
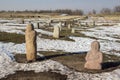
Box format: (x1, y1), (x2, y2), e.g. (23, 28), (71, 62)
(84, 41), (103, 70)
(58, 22), (62, 31)
(33, 22), (39, 29)
(68, 24), (71, 29)
(53, 26), (60, 38)
(71, 28), (75, 33)
(18, 19), (24, 24)
(25, 23), (37, 61)
(118, 23), (120, 26)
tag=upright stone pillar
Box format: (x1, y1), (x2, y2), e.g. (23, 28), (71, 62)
(34, 22), (39, 29)
(53, 25), (60, 38)
(68, 24), (71, 29)
(58, 22), (62, 31)
(86, 22), (89, 27)
(71, 28), (75, 33)
(93, 21), (96, 26)
(25, 23), (37, 62)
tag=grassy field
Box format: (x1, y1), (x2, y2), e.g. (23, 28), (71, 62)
(0, 32), (25, 43)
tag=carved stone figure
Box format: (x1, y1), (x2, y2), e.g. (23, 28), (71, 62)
(84, 41), (103, 70)
(25, 23), (37, 62)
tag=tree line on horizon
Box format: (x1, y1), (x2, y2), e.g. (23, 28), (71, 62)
(0, 5), (119, 15)
(0, 9), (84, 15)
(89, 5), (120, 15)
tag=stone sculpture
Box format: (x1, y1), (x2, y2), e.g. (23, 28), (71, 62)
(84, 41), (103, 70)
(25, 23), (37, 62)
(71, 28), (75, 33)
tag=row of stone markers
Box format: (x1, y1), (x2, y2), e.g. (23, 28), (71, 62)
(25, 23), (103, 70)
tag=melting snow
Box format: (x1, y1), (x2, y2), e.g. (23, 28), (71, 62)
(0, 21), (120, 79)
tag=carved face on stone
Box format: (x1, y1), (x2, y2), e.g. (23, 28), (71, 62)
(91, 41), (100, 52)
(26, 23), (34, 32)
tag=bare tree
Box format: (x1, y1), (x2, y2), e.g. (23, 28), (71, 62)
(100, 8), (111, 14)
(88, 9), (96, 15)
(92, 9), (96, 14)
(114, 5), (120, 13)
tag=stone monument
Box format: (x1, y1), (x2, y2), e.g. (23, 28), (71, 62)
(53, 25), (60, 38)
(84, 41), (103, 70)
(25, 23), (37, 62)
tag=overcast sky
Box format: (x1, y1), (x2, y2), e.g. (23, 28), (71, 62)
(0, 0), (119, 12)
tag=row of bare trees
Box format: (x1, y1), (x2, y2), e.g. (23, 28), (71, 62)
(0, 9), (84, 15)
(89, 5), (120, 15)
(0, 5), (119, 15)
(100, 6), (120, 14)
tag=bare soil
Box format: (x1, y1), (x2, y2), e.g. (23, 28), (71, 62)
(14, 51), (120, 73)
(1, 71), (67, 80)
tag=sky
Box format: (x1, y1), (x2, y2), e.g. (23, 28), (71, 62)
(0, 0), (119, 12)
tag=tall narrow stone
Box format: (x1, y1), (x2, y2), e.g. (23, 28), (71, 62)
(33, 22), (39, 29)
(86, 22), (89, 27)
(79, 21), (81, 26)
(93, 21), (96, 26)
(21, 19), (24, 24)
(25, 23), (37, 62)
(71, 28), (75, 33)
(48, 20), (52, 26)
(58, 22), (62, 31)
(68, 24), (71, 29)
(53, 25), (60, 38)
(84, 41), (103, 70)
(118, 23), (120, 27)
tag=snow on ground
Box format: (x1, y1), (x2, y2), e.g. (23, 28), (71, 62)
(14, 60), (120, 80)
(0, 24), (120, 55)
(0, 42), (25, 54)
(0, 52), (120, 80)
(0, 36), (94, 54)
(0, 25), (25, 34)
(0, 23), (53, 35)
(0, 19), (16, 23)
(100, 40), (120, 56)
(37, 36), (94, 52)
(0, 20), (120, 79)
(81, 26), (120, 41)
(81, 25), (120, 56)
(0, 49), (16, 78)
(35, 29), (53, 36)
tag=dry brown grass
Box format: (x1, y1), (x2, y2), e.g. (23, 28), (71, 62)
(0, 32), (25, 43)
